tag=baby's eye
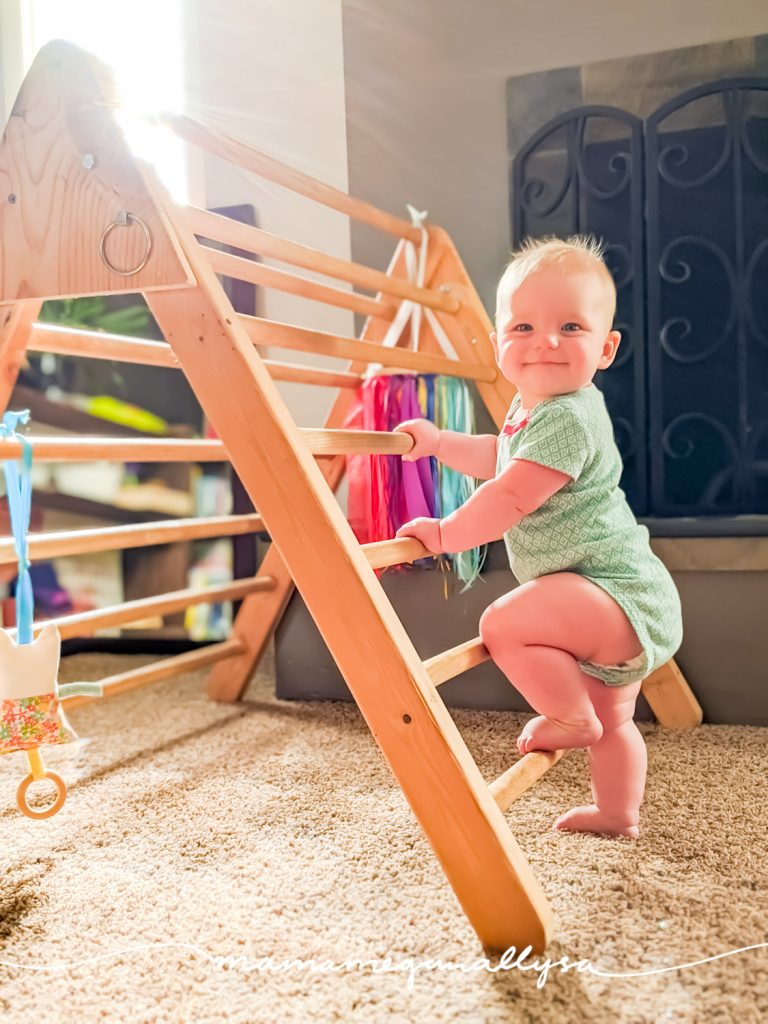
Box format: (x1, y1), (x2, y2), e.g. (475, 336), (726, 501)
(508, 323), (532, 332)
(562, 322), (582, 332)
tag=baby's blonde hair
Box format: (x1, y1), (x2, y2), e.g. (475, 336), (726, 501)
(495, 234), (616, 330)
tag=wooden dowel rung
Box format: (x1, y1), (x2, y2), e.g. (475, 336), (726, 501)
(205, 247), (394, 321)
(188, 206), (459, 314)
(4, 576), (276, 641)
(61, 638), (246, 709)
(30, 323), (179, 367)
(302, 428), (415, 456)
(362, 537), (432, 569)
(0, 437), (227, 462)
(241, 315), (497, 383)
(265, 361), (361, 389)
(0, 514), (266, 564)
(0, 430), (420, 462)
(424, 637), (490, 687)
(489, 751), (565, 813)
(29, 323), (362, 388)
(161, 112), (423, 243)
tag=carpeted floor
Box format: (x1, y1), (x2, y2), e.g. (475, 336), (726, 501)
(0, 644), (766, 1023)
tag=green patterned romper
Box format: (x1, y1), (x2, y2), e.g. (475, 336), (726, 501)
(496, 383), (683, 686)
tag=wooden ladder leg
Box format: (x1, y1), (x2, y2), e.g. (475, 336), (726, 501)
(641, 657), (702, 728)
(0, 300), (43, 412)
(144, 252), (555, 954)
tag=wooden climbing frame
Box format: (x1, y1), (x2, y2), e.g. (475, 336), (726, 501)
(0, 40), (702, 953)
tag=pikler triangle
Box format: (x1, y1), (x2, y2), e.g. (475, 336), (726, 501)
(0, 40), (701, 952)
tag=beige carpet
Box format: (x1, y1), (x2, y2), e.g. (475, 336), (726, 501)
(0, 644), (766, 1023)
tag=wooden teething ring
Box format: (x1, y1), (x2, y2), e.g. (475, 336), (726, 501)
(99, 210), (153, 276)
(16, 748), (66, 819)
(17, 769), (67, 819)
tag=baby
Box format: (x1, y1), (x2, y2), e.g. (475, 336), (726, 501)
(394, 235), (683, 839)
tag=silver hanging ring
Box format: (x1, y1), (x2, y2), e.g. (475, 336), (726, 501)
(99, 210), (153, 276)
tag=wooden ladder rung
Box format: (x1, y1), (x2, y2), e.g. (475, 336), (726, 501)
(362, 536), (431, 569)
(241, 315), (496, 383)
(61, 638), (247, 710)
(0, 429), (416, 461)
(0, 514), (266, 564)
(424, 637), (490, 686)
(188, 206), (459, 313)
(301, 429), (415, 456)
(29, 323), (366, 389)
(30, 324), (180, 366)
(489, 751), (565, 813)
(0, 436), (227, 462)
(5, 575), (276, 641)
(162, 112), (423, 243)
(205, 247), (395, 321)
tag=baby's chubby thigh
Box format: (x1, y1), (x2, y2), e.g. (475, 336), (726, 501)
(479, 571), (643, 667)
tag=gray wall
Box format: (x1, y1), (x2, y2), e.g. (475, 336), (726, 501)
(341, 0), (768, 312)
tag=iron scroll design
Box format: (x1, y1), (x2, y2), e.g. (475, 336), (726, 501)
(511, 78), (768, 517)
(511, 106), (647, 511)
(646, 77), (768, 516)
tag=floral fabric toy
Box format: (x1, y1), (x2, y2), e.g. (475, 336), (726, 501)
(0, 410), (101, 818)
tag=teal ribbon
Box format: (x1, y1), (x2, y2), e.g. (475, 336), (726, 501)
(433, 378), (487, 591)
(0, 411), (34, 644)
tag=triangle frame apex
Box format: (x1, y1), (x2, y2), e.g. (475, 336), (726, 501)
(0, 39), (195, 305)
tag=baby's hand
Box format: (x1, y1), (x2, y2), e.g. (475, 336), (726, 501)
(395, 517), (442, 554)
(393, 418), (440, 461)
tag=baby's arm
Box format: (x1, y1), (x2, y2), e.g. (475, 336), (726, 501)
(440, 458), (571, 551)
(394, 457), (571, 553)
(394, 419), (498, 480)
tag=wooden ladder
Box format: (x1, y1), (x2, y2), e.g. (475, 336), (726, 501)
(0, 41), (701, 953)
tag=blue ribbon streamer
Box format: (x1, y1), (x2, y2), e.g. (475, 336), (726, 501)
(0, 411), (34, 644)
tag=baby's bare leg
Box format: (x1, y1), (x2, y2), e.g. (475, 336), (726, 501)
(479, 573), (643, 756)
(554, 678), (646, 838)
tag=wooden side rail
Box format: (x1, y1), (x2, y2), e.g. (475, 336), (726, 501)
(189, 206), (460, 314)
(0, 430), (417, 461)
(4, 575), (276, 641)
(489, 751), (565, 813)
(0, 513), (265, 564)
(28, 323), (363, 389)
(241, 315), (496, 382)
(61, 638), (247, 710)
(205, 248), (395, 321)
(161, 112), (423, 243)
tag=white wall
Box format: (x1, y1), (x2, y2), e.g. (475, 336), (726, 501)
(185, 0), (353, 430)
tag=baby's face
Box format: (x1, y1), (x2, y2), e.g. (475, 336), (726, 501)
(492, 261), (621, 402)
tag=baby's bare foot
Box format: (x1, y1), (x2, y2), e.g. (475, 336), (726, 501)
(516, 714), (602, 755)
(553, 804), (640, 838)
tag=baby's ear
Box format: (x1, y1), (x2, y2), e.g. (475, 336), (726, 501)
(489, 331), (499, 360)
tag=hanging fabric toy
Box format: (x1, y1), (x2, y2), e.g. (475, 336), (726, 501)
(344, 203), (486, 589)
(0, 410), (102, 819)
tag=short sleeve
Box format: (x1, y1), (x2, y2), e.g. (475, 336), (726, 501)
(511, 402), (591, 480)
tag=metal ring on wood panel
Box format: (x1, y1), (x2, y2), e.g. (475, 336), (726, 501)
(99, 210), (153, 276)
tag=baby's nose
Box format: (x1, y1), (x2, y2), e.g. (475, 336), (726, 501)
(534, 332), (559, 349)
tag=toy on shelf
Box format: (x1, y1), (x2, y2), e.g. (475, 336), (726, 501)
(0, 411), (102, 819)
